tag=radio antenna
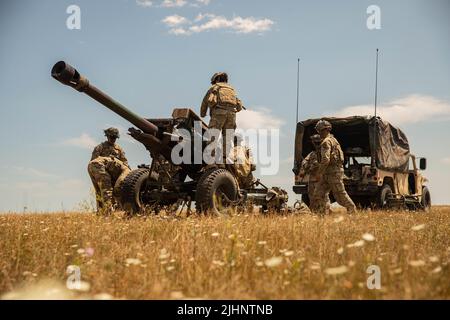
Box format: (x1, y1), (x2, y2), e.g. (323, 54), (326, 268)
(374, 48), (379, 117)
(296, 58), (300, 124)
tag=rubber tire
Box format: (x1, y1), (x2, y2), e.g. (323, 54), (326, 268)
(421, 186), (431, 212)
(121, 169), (157, 214)
(377, 184), (393, 209)
(353, 197), (372, 209)
(195, 168), (238, 216)
(302, 194), (310, 207)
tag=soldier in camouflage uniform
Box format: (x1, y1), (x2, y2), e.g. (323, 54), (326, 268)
(230, 134), (256, 189)
(152, 154), (180, 185)
(88, 156), (131, 212)
(88, 128), (130, 213)
(299, 134), (330, 212)
(313, 120), (356, 214)
(91, 127), (129, 166)
(200, 72), (244, 162)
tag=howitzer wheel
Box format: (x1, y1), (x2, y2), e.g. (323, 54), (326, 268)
(120, 168), (158, 214)
(195, 168), (238, 216)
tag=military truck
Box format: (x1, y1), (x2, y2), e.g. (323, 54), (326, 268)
(51, 61), (288, 215)
(292, 116), (431, 211)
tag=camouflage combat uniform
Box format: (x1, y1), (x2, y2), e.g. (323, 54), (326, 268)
(200, 74), (244, 160)
(88, 156), (131, 212)
(314, 132), (356, 214)
(152, 154), (179, 185)
(300, 150), (330, 212)
(91, 141), (129, 167)
(229, 144), (255, 189)
(89, 129), (130, 213)
(265, 187), (288, 212)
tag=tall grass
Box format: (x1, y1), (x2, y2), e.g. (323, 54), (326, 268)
(0, 207), (449, 299)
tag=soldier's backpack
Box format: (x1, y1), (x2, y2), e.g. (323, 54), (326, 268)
(215, 83), (238, 109)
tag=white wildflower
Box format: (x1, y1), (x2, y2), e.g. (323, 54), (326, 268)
(347, 240), (365, 248)
(284, 250), (294, 257)
(431, 266), (442, 273)
(159, 248), (170, 260)
(362, 233), (375, 242)
(411, 224), (426, 231)
(264, 256), (283, 268)
(125, 258), (142, 266)
(409, 260), (426, 267)
(324, 265), (349, 275)
(428, 256), (439, 263)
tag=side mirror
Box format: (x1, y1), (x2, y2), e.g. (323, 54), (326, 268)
(419, 158), (427, 170)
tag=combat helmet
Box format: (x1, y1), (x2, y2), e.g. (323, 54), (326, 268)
(104, 127), (120, 138)
(315, 120), (332, 132)
(211, 72), (228, 84)
(310, 134), (322, 144)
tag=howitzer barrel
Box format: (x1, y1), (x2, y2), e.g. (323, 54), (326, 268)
(51, 61), (158, 135)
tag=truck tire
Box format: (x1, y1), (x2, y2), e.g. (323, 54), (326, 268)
(195, 168), (238, 216)
(353, 197), (372, 209)
(121, 169), (158, 214)
(377, 184), (393, 209)
(420, 186), (431, 212)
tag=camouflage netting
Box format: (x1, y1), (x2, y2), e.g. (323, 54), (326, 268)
(293, 116), (410, 173)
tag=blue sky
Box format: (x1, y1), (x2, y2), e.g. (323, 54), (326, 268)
(0, 0), (449, 211)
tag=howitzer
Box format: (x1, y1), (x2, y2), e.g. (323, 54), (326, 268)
(51, 61), (177, 161)
(51, 61), (288, 215)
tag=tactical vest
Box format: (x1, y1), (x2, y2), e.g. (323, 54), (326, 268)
(98, 142), (122, 160)
(215, 83), (238, 110)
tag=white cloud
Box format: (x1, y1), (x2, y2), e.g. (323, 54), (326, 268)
(169, 27), (190, 35)
(62, 133), (97, 149)
(162, 14), (189, 27)
(12, 166), (59, 179)
(163, 13), (274, 35)
(190, 0), (211, 7)
(161, 0), (187, 7)
(1, 164), (89, 211)
(332, 94), (450, 125)
(136, 0), (153, 7)
(137, 0), (210, 8)
(14, 179), (87, 200)
(236, 108), (284, 130)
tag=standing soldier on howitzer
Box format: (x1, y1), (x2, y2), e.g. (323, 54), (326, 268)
(298, 134), (331, 213)
(88, 127), (130, 213)
(200, 72), (245, 162)
(313, 120), (356, 214)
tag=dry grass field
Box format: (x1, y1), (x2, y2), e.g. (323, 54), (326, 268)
(0, 207), (449, 300)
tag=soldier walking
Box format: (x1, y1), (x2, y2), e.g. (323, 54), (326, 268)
(299, 134), (331, 212)
(313, 120), (356, 214)
(200, 72), (244, 162)
(88, 127), (130, 213)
